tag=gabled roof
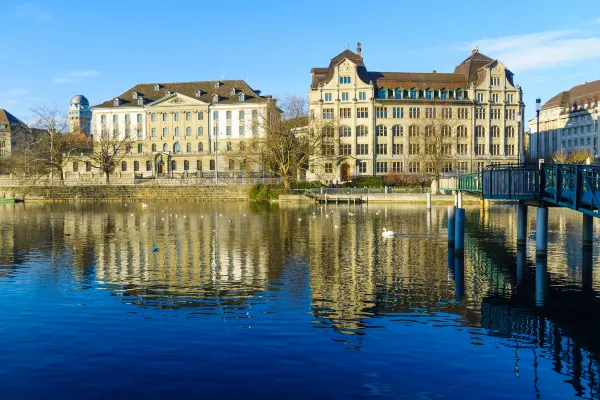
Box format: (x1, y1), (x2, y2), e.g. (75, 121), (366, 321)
(370, 72), (467, 91)
(93, 80), (269, 108)
(542, 79), (600, 111)
(311, 49), (371, 88)
(454, 49), (494, 84)
(0, 109), (27, 132)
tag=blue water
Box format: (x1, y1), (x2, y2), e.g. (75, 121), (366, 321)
(0, 202), (599, 399)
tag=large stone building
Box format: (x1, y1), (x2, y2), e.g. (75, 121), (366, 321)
(0, 109), (28, 156)
(308, 45), (524, 181)
(82, 80), (273, 178)
(528, 80), (600, 161)
(68, 95), (92, 135)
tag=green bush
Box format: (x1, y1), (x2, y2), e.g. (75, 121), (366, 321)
(344, 176), (385, 188)
(291, 181), (325, 189)
(249, 184), (284, 201)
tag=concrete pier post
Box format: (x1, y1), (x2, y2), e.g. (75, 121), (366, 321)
(457, 192), (463, 209)
(455, 208), (465, 255)
(479, 199), (484, 209)
(516, 248), (526, 292)
(426, 193), (432, 210)
(517, 204), (528, 248)
(447, 206), (456, 244)
(454, 255), (465, 300)
(583, 249), (593, 294)
(454, 193), (458, 207)
(483, 199), (490, 211)
(447, 248), (455, 280)
(583, 214), (594, 249)
(535, 206), (549, 258)
(535, 258), (548, 307)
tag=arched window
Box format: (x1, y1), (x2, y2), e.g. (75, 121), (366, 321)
(491, 126), (500, 138)
(457, 126), (468, 137)
(339, 126), (352, 137)
(198, 143), (204, 152)
(151, 128), (156, 137)
(505, 126), (515, 138)
(151, 113), (156, 122)
(184, 160), (189, 171)
(425, 126), (436, 136)
(134, 161), (139, 171)
(152, 143), (157, 152)
(356, 126), (368, 137)
(394, 88), (403, 99)
(186, 112), (191, 121)
(409, 89), (419, 99)
(171, 160), (177, 171)
(442, 126), (452, 137)
(379, 88), (388, 99)
(198, 111), (204, 120)
(392, 125), (403, 136)
(146, 161), (151, 171)
(163, 143), (168, 152)
(210, 159), (215, 170)
(476, 126), (485, 138)
(198, 127), (204, 136)
(186, 127), (191, 136)
(376, 125), (387, 136)
(121, 161), (127, 171)
(196, 160), (202, 171)
(186, 143), (192, 152)
(439, 89), (449, 100)
(174, 127), (180, 137)
(174, 143), (181, 153)
(137, 143), (143, 153)
(409, 125), (419, 137)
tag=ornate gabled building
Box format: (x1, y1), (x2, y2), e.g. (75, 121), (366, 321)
(83, 80), (273, 178)
(308, 44), (524, 182)
(528, 80), (600, 161)
(0, 109), (28, 156)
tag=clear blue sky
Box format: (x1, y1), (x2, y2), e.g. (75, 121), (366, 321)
(1, 0), (600, 125)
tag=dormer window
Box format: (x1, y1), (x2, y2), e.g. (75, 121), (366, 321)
(132, 92), (138, 99)
(154, 84), (160, 91)
(455, 89), (464, 100)
(409, 89), (419, 99)
(114, 98), (120, 106)
(213, 94), (219, 103)
(378, 88), (388, 99)
(195, 89), (202, 97)
(394, 88), (403, 99)
(137, 97), (144, 106)
(231, 88), (236, 95)
(214, 81), (221, 88)
(239, 93), (245, 101)
(425, 89), (434, 100)
(165, 90), (172, 96)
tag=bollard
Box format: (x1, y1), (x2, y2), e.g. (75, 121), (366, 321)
(535, 257), (548, 307)
(535, 206), (548, 258)
(455, 208), (465, 255)
(517, 204), (528, 247)
(426, 193), (432, 210)
(583, 214), (594, 249)
(447, 205), (456, 244)
(457, 192), (463, 209)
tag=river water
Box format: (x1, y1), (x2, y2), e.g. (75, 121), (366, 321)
(0, 202), (599, 399)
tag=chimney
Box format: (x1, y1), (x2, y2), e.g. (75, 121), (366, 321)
(432, 70), (437, 73)
(472, 47), (479, 55)
(356, 42), (362, 56)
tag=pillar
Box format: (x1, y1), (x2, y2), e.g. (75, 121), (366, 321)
(454, 255), (465, 300)
(479, 199), (484, 209)
(517, 204), (528, 247)
(535, 258), (548, 307)
(454, 193), (458, 207)
(448, 206), (455, 244)
(457, 192), (463, 209)
(535, 206), (548, 258)
(484, 199), (490, 211)
(447, 247), (455, 279)
(583, 214), (594, 249)
(426, 193), (431, 210)
(583, 248), (593, 294)
(516, 248), (526, 293)
(455, 208), (465, 255)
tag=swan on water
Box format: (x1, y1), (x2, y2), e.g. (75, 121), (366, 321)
(382, 228), (395, 237)
(141, 203), (148, 208)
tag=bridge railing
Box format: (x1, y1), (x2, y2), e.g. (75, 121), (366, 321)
(483, 164), (538, 200)
(541, 164), (600, 217)
(458, 172), (482, 194)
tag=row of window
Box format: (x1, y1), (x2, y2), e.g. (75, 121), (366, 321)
(320, 107), (518, 120)
(74, 159), (235, 173)
(100, 110), (260, 125)
(148, 125), (258, 137)
(327, 160), (503, 175)
(319, 143), (515, 156)
(377, 88), (467, 101)
(321, 125), (515, 138)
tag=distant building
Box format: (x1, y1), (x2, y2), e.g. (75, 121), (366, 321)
(528, 80), (600, 161)
(69, 95), (92, 135)
(0, 109), (28, 156)
(308, 45), (524, 182)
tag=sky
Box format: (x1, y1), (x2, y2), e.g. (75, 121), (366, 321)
(1, 0), (600, 126)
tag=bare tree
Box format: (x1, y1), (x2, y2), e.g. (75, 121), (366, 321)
(242, 95), (342, 189)
(83, 122), (136, 184)
(553, 149), (592, 164)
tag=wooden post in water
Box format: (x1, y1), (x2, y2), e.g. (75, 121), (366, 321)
(426, 193), (432, 210)
(535, 206), (548, 258)
(455, 208), (465, 255)
(517, 203), (528, 248)
(583, 214), (594, 249)
(447, 206), (456, 245)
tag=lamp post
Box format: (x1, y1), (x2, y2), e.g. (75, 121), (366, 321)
(214, 128), (219, 184)
(536, 98), (541, 162)
(593, 109), (598, 163)
(517, 111), (522, 164)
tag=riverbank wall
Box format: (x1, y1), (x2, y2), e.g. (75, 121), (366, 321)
(277, 193), (492, 204)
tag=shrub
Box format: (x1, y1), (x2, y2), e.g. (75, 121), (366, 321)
(249, 184), (283, 201)
(384, 173), (422, 187)
(345, 176), (385, 188)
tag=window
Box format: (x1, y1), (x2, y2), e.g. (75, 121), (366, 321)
(379, 88), (388, 99)
(477, 162), (485, 171)
(162, 113), (168, 122)
(132, 161), (139, 172)
(491, 144), (500, 155)
(476, 144), (485, 155)
(359, 92), (367, 101)
(121, 161), (127, 172)
(491, 93), (499, 103)
(458, 144), (468, 155)
(392, 125), (403, 136)
(440, 89), (449, 100)
(198, 143), (204, 152)
(409, 107), (420, 118)
(252, 110), (258, 120)
(339, 76), (351, 84)
(100, 115), (106, 124)
(322, 108), (334, 119)
(137, 143), (143, 153)
(239, 126), (245, 135)
(186, 143), (192, 152)
(341, 92), (349, 101)
(226, 142), (232, 151)
(210, 160), (215, 170)
(163, 128), (168, 137)
(442, 126), (451, 137)
(477, 93), (484, 103)
(491, 77), (500, 86)
(491, 109), (501, 120)
(409, 89), (418, 99)
(357, 144), (369, 155)
(325, 163), (333, 173)
(442, 144), (451, 155)
(113, 115), (118, 123)
(507, 94), (514, 103)
(356, 126), (368, 137)
(198, 112), (204, 120)
(357, 107), (368, 118)
(174, 143), (181, 153)
(376, 162), (388, 174)
(425, 108), (436, 119)
(408, 125), (419, 137)
(358, 161), (367, 174)
(457, 162), (468, 173)
(394, 88), (403, 99)
(322, 126), (335, 137)
(239, 142), (245, 151)
(425, 126), (436, 136)
(491, 126), (500, 138)
(376, 107), (387, 118)
(151, 128), (156, 137)
(505, 144), (515, 155)
(185, 127), (191, 137)
(226, 126), (232, 135)
(322, 144), (335, 156)
(171, 160), (177, 171)
(475, 109), (486, 119)
(114, 98), (120, 106)
(409, 144), (420, 155)
(198, 127), (203, 136)
(72, 161), (78, 172)
(376, 125), (387, 136)
(185, 112), (191, 121)
(152, 144), (157, 152)
(182, 160), (189, 171)
(377, 144), (387, 155)
(197, 160), (202, 171)
(506, 109), (516, 120)
(425, 90), (433, 100)
(239, 94), (245, 101)
(213, 111), (218, 120)
(226, 111), (231, 120)
(393, 143), (403, 155)
(239, 111), (245, 120)
(213, 95), (219, 102)
(175, 127), (180, 137)
(441, 108), (452, 119)
(339, 126), (351, 137)
(340, 144), (351, 155)
(340, 108), (352, 119)
(408, 162), (419, 173)
(458, 108), (468, 119)
(476, 126), (485, 138)
(457, 126), (468, 138)
(506, 126), (515, 138)
(392, 107), (403, 119)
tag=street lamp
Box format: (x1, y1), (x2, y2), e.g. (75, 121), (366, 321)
(593, 109), (598, 163)
(536, 98), (541, 161)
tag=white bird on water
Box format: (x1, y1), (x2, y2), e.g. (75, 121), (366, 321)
(382, 228), (395, 237)
(141, 203), (148, 208)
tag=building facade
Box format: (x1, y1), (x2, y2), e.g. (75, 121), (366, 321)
(528, 80), (600, 161)
(0, 109), (28, 156)
(308, 45), (524, 182)
(77, 80), (272, 178)
(69, 95), (92, 135)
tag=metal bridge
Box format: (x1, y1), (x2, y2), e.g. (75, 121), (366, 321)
(441, 163), (600, 218)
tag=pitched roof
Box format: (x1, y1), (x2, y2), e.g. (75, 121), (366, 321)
(370, 72), (467, 90)
(312, 49), (371, 88)
(453, 49), (494, 84)
(542, 79), (600, 110)
(0, 109), (27, 131)
(92, 80), (269, 109)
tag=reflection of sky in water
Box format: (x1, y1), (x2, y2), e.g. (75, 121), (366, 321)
(0, 202), (599, 399)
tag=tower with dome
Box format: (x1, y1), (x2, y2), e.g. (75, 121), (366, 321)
(69, 95), (92, 135)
